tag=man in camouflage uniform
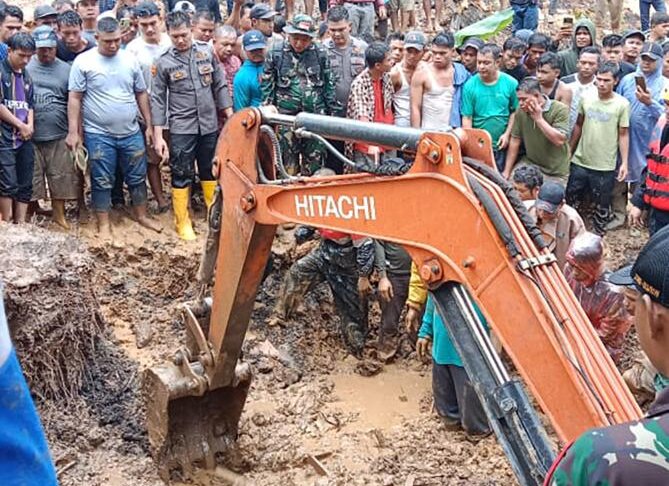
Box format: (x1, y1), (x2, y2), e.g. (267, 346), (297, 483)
(269, 170), (374, 356)
(260, 15), (337, 175)
(548, 225), (669, 485)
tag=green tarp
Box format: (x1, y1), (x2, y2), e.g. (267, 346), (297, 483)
(454, 8), (515, 47)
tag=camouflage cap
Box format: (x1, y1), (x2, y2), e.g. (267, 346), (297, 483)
(283, 14), (316, 37)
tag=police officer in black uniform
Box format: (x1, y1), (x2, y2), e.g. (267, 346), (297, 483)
(151, 10), (232, 241)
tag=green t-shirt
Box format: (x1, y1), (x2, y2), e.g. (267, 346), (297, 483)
(461, 72), (519, 146)
(572, 93), (630, 171)
(511, 99), (570, 177)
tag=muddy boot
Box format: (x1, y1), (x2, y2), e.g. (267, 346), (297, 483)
(342, 321), (366, 358)
(52, 199), (70, 230)
(172, 187), (196, 241)
(439, 415), (462, 431)
(376, 334), (398, 362)
(201, 180), (217, 212)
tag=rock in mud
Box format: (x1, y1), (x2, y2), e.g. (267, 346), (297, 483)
(354, 359), (383, 377)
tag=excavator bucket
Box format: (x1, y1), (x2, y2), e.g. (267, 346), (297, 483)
(144, 303), (253, 480)
(144, 358), (252, 481)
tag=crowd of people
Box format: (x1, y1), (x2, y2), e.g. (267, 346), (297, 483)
(0, 0), (667, 483)
(0, 0), (665, 241)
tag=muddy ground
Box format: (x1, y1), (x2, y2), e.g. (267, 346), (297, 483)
(0, 193), (648, 486)
(1, 0), (648, 483)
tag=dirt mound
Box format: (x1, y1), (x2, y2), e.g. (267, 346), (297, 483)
(0, 224), (103, 401)
(0, 224), (156, 485)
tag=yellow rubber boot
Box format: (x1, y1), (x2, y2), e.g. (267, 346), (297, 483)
(172, 187), (197, 241)
(201, 180), (217, 210)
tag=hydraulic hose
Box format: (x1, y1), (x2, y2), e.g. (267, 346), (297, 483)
(259, 124), (298, 181)
(462, 157), (547, 250)
(466, 173), (520, 258)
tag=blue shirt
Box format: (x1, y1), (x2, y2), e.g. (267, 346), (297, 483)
(616, 66), (666, 183)
(418, 295), (489, 366)
(0, 43), (7, 62)
(0, 296), (57, 486)
(233, 59), (264, 112)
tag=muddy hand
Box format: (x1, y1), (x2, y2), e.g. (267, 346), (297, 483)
(378, 276), (394, 303)
(628, 206), (646, 228)
(357, 276), (372, 297)
(416, 337), (431, 361)
(65, 131), (81, 151)
(405, 307), (420, 333)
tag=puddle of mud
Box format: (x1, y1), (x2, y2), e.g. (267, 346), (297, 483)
(327, 367), (431, 431)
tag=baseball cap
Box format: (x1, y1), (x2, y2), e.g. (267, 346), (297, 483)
(33, 5), (58, 19)
(404, 31), (426, 50)
(622, 29), (645, 42)
(173, 0), (195, 14)
(609, 264), (634, 286)
(534, 182), (565, 214)
(250, 4), (277, 20)
(514, 29), (533, 43)
(243, 29), (267, 51)
(640, 42), (663, 61)
(283, 14), (316, 37)
(620, 226), (669, 306)
(32, 25), (57, 48)
(458, 37), (484, 53)
(134, 1), (160, 17)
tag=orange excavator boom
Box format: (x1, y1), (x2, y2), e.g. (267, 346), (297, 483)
(144, 108), (641, 485)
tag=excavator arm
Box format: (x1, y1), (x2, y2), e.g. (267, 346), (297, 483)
(144, 108), (641, 485)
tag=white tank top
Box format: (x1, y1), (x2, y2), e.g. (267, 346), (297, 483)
(421, 68), (454, 131)
(393, 65), (411, 128)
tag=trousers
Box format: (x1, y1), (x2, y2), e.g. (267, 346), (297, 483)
(343, 2), (375, 40)
(169, 131), (217, 188)
(84, 130), (148, 212)
(279, 240), (369, 355)
(566, 164), (616, 235)
(432, 361), (490, 435)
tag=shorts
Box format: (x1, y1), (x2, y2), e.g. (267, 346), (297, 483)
(0, 142), (35, 203)
(387, 0), (413, 11)
(32, 138), (80, 201)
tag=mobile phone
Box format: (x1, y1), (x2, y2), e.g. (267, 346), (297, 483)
(119, 18), (131, 29)
(635, 74), (647, 92)
(562, 16), (573, 26)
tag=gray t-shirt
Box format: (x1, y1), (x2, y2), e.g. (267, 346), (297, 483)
(69, 48), (146, 136)
(26, 57), (71, 142)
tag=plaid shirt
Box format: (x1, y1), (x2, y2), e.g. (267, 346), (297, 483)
(345, 68), (394, 159)
(346, 68), (393, 124)
(220, 55), (241, 99)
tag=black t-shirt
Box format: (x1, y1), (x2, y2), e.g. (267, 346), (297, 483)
(615, 61), (636, 87)
(504, 65), (529, 82)
(56, 38), (95, 64)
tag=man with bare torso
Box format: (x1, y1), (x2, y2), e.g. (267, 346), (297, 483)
(410, 31), (470, 130)
(390, 30), (424, 128)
